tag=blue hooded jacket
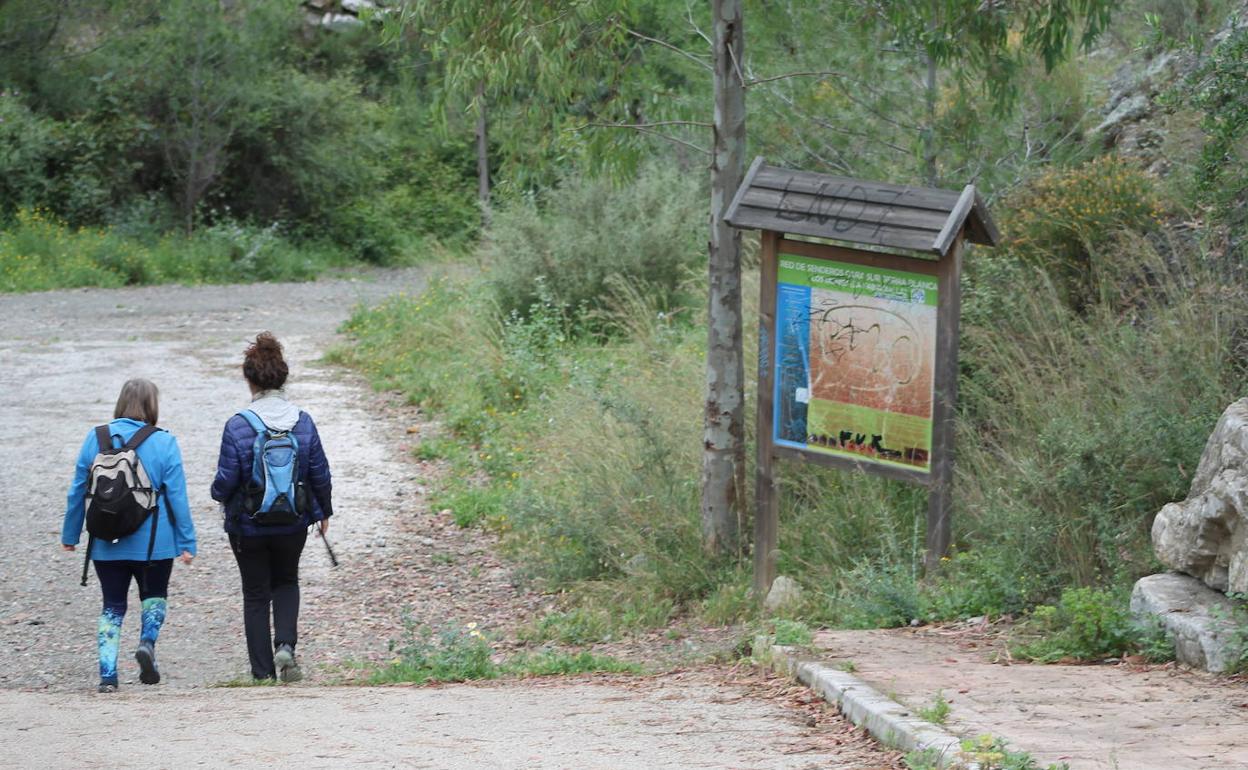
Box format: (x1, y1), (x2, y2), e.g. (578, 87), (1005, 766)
(210, 394), (333, 537)
(62, 418), (198, 560)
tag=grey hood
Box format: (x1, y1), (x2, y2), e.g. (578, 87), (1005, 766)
(248, 390), (300, 432)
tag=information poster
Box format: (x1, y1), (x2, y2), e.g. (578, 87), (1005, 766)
(773, 253), (937, 472)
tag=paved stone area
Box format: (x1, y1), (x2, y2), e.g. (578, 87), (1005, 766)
(807, 627), (1248, 769)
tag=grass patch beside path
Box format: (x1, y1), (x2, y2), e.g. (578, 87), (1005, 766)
(0, 208), (354, 292)
(368, 621), (642, 686)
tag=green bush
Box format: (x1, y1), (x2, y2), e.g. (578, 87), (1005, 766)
(372, 620), (497, 685)
(0, 93), (56, 216)
(483, 163), (704, 325)
(370, 617), (640, 684)
(772, 619), (813, 646)
(1012, 587), (1158, 663)
(1004, 155), (1164, 308)
(912, 735), (1062, 769)
(1192, 24), (1248, 229)
(0, 208), (338, 292)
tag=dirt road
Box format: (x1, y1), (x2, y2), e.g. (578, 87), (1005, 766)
(0, 274), (901, 769)
(0, 271), (455, 689)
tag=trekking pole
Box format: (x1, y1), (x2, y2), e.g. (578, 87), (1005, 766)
(317, 527), (339, 567)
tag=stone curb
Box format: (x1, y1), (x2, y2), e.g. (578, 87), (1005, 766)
(762, 639), (971, 769)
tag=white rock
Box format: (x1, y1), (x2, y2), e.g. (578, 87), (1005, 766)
(764, 575), (802, 612)
(1152, 398), (1248, 593)
(1131, 573), (1240, 672)
(321, 13), (363, 31)
(1095, 94), (1150, 136)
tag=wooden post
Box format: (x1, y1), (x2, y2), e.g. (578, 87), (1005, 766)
(754, 231), (780, 599)
(925, 235), (964, 572)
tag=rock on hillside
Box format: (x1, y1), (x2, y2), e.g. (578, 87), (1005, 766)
(1095, 1), (1248, 176)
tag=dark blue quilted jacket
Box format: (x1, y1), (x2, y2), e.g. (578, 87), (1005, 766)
(210, 411), (333, 537)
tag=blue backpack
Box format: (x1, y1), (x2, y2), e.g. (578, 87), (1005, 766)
(237, 410), (306, 526)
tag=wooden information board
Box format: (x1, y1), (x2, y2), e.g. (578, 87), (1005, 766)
(725, 159), (999, 596)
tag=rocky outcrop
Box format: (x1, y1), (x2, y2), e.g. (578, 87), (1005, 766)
(302, 0), (388, 32)
(1131, 573), (1239, 673)
(1152, 398), (1248, 593)
(1095, 2), (1248, 175)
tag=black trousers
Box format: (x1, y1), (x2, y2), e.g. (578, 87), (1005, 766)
(94, 559), (173, 614)
(230, 530), (307, 679)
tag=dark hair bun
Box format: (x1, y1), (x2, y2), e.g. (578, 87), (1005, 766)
(243, 331), (289, 390)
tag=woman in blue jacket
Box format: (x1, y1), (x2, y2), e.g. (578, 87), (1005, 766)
(211, 332), (333, 683)
(62, 378), (197, 693)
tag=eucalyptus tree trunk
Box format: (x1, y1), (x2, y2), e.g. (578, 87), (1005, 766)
(923, 47), (938, 187)
(922, 1), (939, 187)
(701, 0), (746, 557)
(475, 80), (491, 208)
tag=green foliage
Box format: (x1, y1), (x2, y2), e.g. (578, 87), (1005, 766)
(372, 619), (497, 685)
(698, 579), (756, 627)
(916, 691), (951, 726)
(1004, 155), (1164, 307)
(211, 676), (281, 688)
(1011, 587), (1171, 663)
(518, 592), (675, 646)
(484, 164), (703, 325)
(772, 619), (813, 647)
(907, 734), (1069, 770)
(435, 484), (511, 529)
(0, 92), (56, 215)
(502, 649), (642, 677)
(873, 0), (1114, 107)
(1192, 24), (1248, 228)
(370, 616), (639, 684)
(0, 0), (476, 271)
(1133, 0), (1233, 52)
(1202, 594), (1248, 673)
(0, 208), (334, 292)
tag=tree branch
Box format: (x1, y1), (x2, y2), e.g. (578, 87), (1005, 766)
(569, 121), (710, 155)
(744, 70), (845, 88)
(579, 120), (713, 129)
(686, 4), (713, 48)
(624, 27), (712, 71)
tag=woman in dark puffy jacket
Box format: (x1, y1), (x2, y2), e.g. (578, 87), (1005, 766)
(210, 332), (333, 682)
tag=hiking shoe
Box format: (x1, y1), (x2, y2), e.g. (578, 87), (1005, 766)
(274, 645), (302, 683)
(135, 641), (160, 685)
(97, 680), (118, 693)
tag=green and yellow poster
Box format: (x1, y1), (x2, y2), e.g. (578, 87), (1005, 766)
(773, 253), (937, 472)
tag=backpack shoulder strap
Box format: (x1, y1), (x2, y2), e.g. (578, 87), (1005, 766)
(121, 424), (160, 452)
(94, 425), (114, 453)
(237, 410), (267, 436)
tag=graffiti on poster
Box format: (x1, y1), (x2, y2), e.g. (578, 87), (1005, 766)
(773, 253), (937, 472)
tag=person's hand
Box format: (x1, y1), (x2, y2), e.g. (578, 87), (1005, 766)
(178, 550), (193, 566)
(61, 544), (75, 552)
(318, 518), (330, 536)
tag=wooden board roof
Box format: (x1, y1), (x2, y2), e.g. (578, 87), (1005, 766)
(724, 158), (999, 256)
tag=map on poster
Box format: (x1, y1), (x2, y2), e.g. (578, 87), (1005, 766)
(773, 253), (937, 472)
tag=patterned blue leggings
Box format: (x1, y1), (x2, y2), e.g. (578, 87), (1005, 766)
(93, 560), (172, 683)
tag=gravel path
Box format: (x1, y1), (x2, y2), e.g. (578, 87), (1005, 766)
(0, 670), (898, 769)
(0, 274), (902, 769)
(0, 270), (526, 689)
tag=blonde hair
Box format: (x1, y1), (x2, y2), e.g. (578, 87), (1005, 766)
(113, 378), (159, 426)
